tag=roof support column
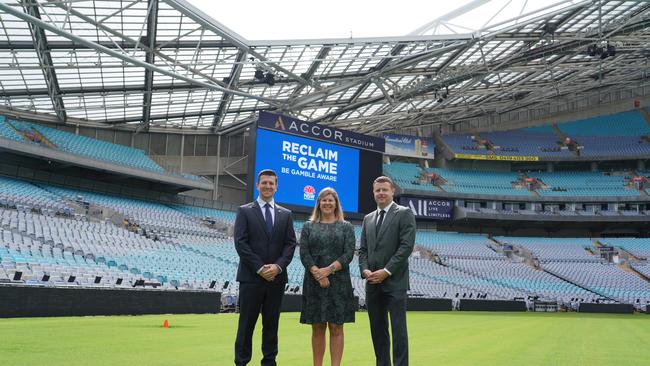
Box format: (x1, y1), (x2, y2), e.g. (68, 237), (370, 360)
(141, 0), (159, 132)
(21, 0), (66, 122)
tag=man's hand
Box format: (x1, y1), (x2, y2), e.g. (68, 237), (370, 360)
(362, 269), (372, 279)
(366, 269), (389, 284)
(260, 264), (280, 282)
(317, 277), (330, 288)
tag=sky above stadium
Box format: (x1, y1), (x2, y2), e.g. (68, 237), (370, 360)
(186, 0), (576, 40)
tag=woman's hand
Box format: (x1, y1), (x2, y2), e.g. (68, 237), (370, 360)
(310, 266), (319, 277)
(312, 267), (332, 281)
(317, 277), (330, 288)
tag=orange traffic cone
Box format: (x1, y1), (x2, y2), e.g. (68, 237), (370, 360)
(163, 319), (169, 328)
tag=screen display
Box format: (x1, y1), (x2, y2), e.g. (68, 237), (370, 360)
(253, 128), (360, 212)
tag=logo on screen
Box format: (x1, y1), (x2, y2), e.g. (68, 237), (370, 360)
(275, 116), (286, 130)
(303, 185), (315, 201)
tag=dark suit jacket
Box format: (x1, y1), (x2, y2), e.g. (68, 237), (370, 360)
(358, 203), (416, 292)
(234, 201), (297, 284)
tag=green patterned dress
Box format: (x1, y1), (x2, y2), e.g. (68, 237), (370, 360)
(299, 220), (356, 324)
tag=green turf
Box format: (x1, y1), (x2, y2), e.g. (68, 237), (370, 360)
(1, 312), (649, 365)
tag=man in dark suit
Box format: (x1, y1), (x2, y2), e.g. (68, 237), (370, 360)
(234, 169), (297, 366)
(359, 176), (416, 366)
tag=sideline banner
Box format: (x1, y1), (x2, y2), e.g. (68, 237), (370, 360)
(383, 133), (434, 159)
(399, 196), (454, 220)
(258, 111), (385, 153)
(454, 153), (539, 162)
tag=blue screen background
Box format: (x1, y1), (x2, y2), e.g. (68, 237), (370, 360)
(254, 128), (360, 212)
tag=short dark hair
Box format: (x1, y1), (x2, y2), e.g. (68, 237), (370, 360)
(257, 169), (277, 182)
(373, 175), (395, 188)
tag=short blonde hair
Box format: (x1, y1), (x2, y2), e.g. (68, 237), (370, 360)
(373, 175), (395, 188)
(309, 187), (345, 223)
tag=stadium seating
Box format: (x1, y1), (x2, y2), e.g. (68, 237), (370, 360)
(42, 185), (220, 238)
(0, 176), (75, 215)
(555, 110), (650, 137)
(632, 264), (650, 280)
(170, 205), (237, 227)
(0, 116), (22, 142)
(442, 131), (570, 158)
(1, 176), (649, 309)
(384, 162), (642, 199)
(527, 171), (639, 197)
(479, 130), (570, 158)
(495, 237), (599, 262)
(409, 257), (528, 300)
(542, 262), (650, 306)
(1, 115), (205, 181)
(599, 238), (650, 259)
(426, 167), (531, 196)
(7, 118), (167, 173)
(415, 231), (502, 259)
(383, 162), (439, 191)
(443, 257), (599, 303)
(441, 109), (650, 159)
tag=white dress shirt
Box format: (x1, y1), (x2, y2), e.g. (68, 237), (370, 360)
(257, 196), (275, 225)
(255, 196), (281, 274)
(375, 201), (395, 226)
(373, 201), (395, 277)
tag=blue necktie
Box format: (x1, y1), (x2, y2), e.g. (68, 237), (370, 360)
(264, 203), (273, 235)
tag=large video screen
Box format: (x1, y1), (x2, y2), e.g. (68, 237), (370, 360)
(253, 128), (360, 212)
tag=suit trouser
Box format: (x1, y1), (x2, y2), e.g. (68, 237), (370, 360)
(366, 288), (408, 366)
(234, 282), (285, 366)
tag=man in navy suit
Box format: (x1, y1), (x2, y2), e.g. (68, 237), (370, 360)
(234, 169), (297, 366)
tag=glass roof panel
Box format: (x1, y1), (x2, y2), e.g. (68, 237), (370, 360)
(0, 0), (646, 132)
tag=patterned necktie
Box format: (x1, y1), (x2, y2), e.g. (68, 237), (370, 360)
(375, 209), (385, 236)
(264, 203), (273, 235)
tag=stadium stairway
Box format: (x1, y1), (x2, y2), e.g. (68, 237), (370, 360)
(612, 246), (645, 262)
(539, 265), (614, 302)
(6, 121), (58, 149)
(491, 237), (610, 302)
(638, 108), (650, 129)
(621, 263), (650, 284)
(551, 123), (582, 157)
(551, 123), (567, 141)
(491, 237), (536, 264)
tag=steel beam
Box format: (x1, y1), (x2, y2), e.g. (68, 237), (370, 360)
(21, 0), (66, 122)
(0, 2), (280, 107)
(164, 0), (314, 89)
(213, 49), (247, 129)
(289, 46), (332, 99)
(141, 0), (159, 131)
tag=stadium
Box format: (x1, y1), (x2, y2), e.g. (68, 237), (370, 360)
(1, 1), (650, 365)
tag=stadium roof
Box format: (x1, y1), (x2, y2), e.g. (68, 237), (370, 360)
(0, 0), (649, 134)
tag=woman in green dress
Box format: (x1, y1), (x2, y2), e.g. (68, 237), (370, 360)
(300, 187), (356, 366)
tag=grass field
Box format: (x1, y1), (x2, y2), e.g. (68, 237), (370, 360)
(1, 311), (649, 365)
